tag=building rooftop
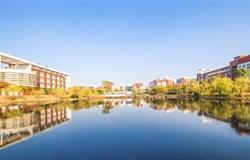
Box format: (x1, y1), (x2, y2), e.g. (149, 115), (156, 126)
(0, 51), (69, 76)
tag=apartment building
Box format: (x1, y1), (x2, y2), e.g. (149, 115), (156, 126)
(0, 52), (70, 88)
(176, 76), (191, 85)
(149, 78), (174, 87)
(132, 82), (145, 90)
(197, 55), (250, 81)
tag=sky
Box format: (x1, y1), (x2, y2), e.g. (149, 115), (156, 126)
(0, 1), (250, 86)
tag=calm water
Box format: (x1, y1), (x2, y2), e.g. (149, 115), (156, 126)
(0, 99), (250, 160)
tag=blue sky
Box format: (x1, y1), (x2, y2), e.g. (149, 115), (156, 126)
(0, 1), (250, 86)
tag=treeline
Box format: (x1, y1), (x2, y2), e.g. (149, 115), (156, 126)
(0, 82), (105, 99)
(147, 77), (250, 99)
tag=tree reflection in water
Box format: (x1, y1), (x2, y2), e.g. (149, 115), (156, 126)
(0, 99), (249, 149)
(148, 99), (250, 136)
(66, 98), (250, 136)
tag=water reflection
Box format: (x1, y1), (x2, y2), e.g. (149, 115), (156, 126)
(0, 99), (250, 150)
(0, 104), (71, 149)
(69, 99), (250, 136)
(68, 99), (250, 136)
(148, 99), (250, 136)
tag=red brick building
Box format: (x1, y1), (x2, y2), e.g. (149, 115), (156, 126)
(230, 55), (250, 78)
(197, 55), (250, 81)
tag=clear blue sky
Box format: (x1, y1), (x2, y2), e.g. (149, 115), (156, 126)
(1, 1), (250, 86)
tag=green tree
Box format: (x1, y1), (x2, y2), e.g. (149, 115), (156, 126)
(233, 77), (250, 97)
(102, 80), (113, 92)
(234, 69), (250, 78)
(51, 88), (66, 98)
(150, 86), (166, 95)
(209, 77), (233, 97)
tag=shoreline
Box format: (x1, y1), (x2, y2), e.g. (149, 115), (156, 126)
(0, 94), (249, 105)
(0, 95), (105, 105)
(136, 94), (250, 102)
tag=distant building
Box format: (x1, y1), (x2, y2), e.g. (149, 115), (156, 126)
(132, 82), (144, 90)
(149, 78), (174, 87)
(125, 85), (133, 92)
(197, 54), (250, 81)
(176, 76), (191, 85)
(0, 52), (70, 88)
(112, 85), (125, 91)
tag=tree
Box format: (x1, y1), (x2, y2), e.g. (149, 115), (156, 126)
(67, 87), (82, 98)
(102, 80), (113, 92)
(234, 69), (250, 78)
(233, 77), (250, 97)
(0, 82), (9, 89)
(80, 87), (92, 97)
(5, 85), (23, 92)
(51, 88), (66, 98)
(150, 86), (166, 95)
(209, 77), (233, 97)
(96, 88), (105, 94)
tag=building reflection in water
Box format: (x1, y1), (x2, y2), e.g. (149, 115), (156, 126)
(0, 99), (249, 149)
(100, 99), (146, 114)
(0, 104), (71, 149)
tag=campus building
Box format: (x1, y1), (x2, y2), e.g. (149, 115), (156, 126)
(229, 55), (250, 78)
(197, 66), (231, 81)
(0, 52), (70, 88)
(197, 55), (250, 81)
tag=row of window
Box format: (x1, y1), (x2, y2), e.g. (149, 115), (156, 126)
(238, 63), (250, 70)
(0, 72), (37, 86)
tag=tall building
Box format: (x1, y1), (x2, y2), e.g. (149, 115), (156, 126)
(0, 52), (70, 88)
(197, 55), (250, 81)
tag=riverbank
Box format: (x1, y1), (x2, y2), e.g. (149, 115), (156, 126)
(1, 92), (250, 105)
(136, 93), (250, 102)
(0, 95), (105, 105)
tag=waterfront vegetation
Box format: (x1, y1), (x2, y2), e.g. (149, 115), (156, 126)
(145, 76), (250, 100)
(0, 83), (104, 97)
(144, 69), (250, 100)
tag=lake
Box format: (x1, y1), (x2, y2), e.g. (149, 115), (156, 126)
(0, 99), (250, 160)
